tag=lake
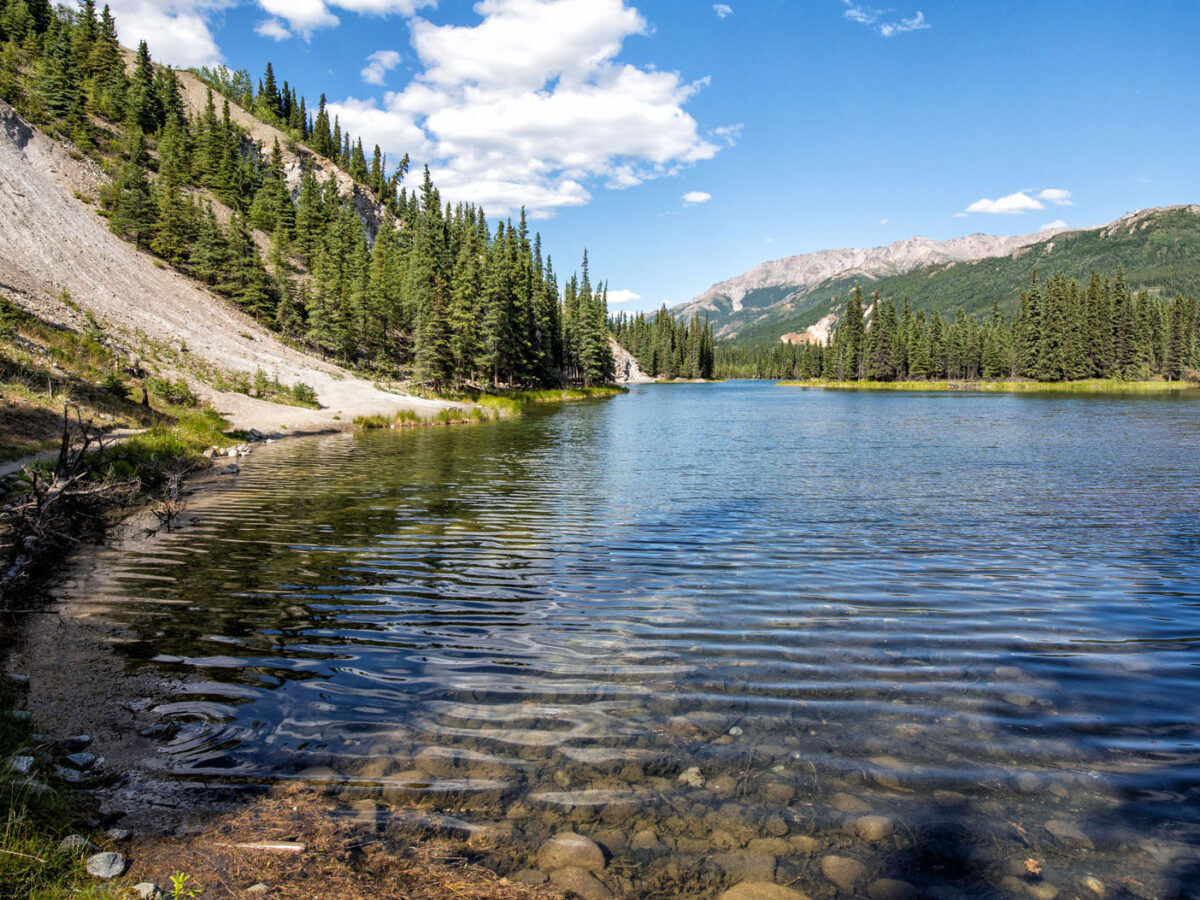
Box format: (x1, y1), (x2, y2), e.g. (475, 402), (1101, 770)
(76, 382), (1200, 897)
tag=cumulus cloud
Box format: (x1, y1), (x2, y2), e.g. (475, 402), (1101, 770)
(362, 49), (403, 85)
(331, 0), (725, 217)
(255, 0), (434, 38)
(962, 191), (1045, 215)
(606, 289), (641, 304)
(1037, 188), (1073, 206)
(713, 4), (733, 18)
(104, 0), (232, 67)
(1040, 219), (1068, 231)
(255, 18), (292, 40)
(958, 187), (1073, 217)
(682, 190), (712, 205)
(843, 1), (930, 37)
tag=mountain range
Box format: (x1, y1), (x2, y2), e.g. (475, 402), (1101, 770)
(674, 206), (1200, 345)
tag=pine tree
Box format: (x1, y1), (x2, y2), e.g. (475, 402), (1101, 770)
(841, 285), (866, 379)
(126, 40), (161, 133)
(106, 128), (155, 249)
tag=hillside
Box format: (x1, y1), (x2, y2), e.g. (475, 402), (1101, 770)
(682, 206), (1200, 346)
(171, 67), (386, 237)
(0, 98), (448, 432)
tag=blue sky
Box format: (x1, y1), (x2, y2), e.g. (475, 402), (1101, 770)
(107, 1), (1199, 312)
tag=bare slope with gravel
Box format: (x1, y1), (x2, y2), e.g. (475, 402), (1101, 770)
(0, 99), (452, 431)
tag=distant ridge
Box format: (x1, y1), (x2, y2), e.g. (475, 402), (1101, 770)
(677, 206), (1200, 344)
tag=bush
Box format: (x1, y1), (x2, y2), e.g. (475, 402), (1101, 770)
(146, 376), (199, 407)
(101, 371), (128, 398)
(290, 381), (318, 406)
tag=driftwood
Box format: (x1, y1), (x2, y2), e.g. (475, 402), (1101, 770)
(151, 466), (188, 534)
(0, 405), (136, 609)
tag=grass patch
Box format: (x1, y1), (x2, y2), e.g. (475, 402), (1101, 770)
(355, 386), (624, 430)
(457, 385), (627, 416)
(0, 682), (114, 900)
(777, 378), (1200, 393)
(353, 406), (492, 430)
(94, 407), (240, 487)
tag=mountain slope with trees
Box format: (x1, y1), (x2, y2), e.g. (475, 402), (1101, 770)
(0, 0), (615, 408)
(717, 268), (1198, 383)
(683, 206), (1200, 348)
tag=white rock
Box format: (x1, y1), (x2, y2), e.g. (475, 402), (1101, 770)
(85, 851), (126, 879)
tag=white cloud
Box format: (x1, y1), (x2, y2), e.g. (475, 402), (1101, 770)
(1037, 188), (1073, 206)
(682, 190), (712, 205)
(963, 191), (1045, 215)
(255, 0), (434, 39)
(332, 0), (724, 217)
(362, 49), (402, 85)
(1040, 219), (1068, 231)
(843, 1), (930, 37)
(606, 289), (641, 304)
(713, 4), (732, 18)
(105, 0), (232, 67)
(880, 217), (889, 224)
(879, 11), (929, 37)
(712, 123), (742, 146)
(255, 18), (292, 40)
(842, 2), (879, 25)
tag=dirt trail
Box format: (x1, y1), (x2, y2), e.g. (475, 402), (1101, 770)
(0, 99), (452, 431)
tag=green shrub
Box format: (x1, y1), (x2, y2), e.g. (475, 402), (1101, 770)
(146, 376), (199, 407)
(290, 381), (318, 406)
(101, 371), (128, 398)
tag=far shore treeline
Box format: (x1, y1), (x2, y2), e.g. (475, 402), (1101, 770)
(715, 271), (1199, 383)
(0, 0), (616, 391)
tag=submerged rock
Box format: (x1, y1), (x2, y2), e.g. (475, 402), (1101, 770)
(512, 868), (547, 885)
(1044, 819), (1095, 849)
(830, 792), (871, 814)
(720, 882), (811, 900)
(538, 831), (606, 873)
(631, 830), (663, 852)
(678, 766), (705, 788)
(764, 814), (789, 837)
(821, 855), (867, 892)
(854, 815), (894, 842)
(762, 781), (795, 803)
(549, 866), (614, 899)
(713, 850), (777, 881)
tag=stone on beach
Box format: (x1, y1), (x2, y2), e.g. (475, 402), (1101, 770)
(85, 851), (126, 879)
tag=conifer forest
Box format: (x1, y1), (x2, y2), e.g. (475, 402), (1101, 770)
(0, 0), (615, 391)
(714, 274), (1200, 383)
